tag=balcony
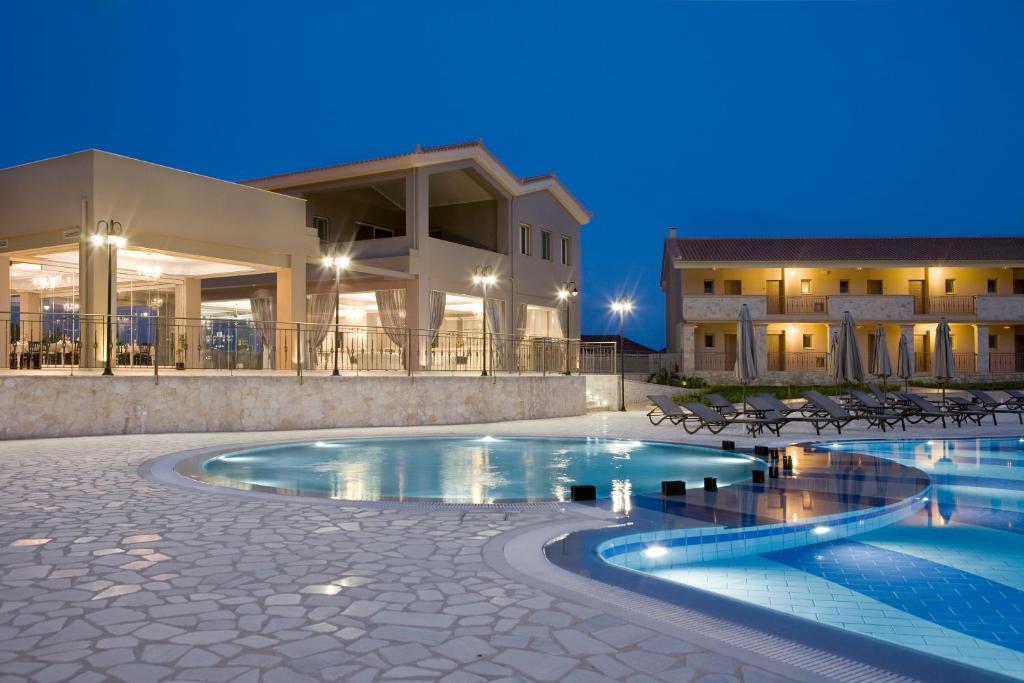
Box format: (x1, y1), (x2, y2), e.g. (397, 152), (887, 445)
(694, 351), (736, 371)
(829, 295), (915, 321)
(683, 295), (767, 320)
(990, 352), (1024, 373)
(767, 351), (829, 372)
(781, 295), (828, 316)
(976, 295), (1024, 320)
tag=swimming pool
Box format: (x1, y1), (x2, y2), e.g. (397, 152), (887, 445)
(595, 437), (1024, 680)
(191, 436), (763, 504)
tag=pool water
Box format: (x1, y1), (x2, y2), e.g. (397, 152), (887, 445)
(200, 436), (762, 503)
(624, 437), (1024, 680)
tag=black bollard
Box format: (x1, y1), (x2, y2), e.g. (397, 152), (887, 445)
(570, 485), (596, 501)
(722, 440), (736, 451)
(768, 465), (779, 479)
(754, 445), (768, 456)
(752, 470), (765, 484)
(704, 477), (718, 492)
(783, 455), (794, 471)
(661, 480), (686, 496)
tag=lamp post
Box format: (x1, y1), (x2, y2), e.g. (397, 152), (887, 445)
(557, 282), (578, 375)
(472, 265), (497, 376)
(611, 298), (633, 411)
(323, 255), (351, 376)
(91, 220), (126, 376)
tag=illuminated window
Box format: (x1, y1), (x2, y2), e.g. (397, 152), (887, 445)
(800, 279), (811, 295)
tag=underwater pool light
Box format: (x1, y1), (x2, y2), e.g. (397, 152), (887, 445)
(642, 545), (669, 559)
(812, 526), (832, 535)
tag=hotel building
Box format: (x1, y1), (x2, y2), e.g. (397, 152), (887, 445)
(661, 232), (1024, 381)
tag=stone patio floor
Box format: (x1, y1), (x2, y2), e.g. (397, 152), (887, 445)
(3, 412), (1023, 683)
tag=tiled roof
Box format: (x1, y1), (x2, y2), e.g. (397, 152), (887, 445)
(665, 236), (1024, 264)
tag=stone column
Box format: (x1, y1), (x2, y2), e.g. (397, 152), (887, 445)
(0, 254), (9, 365)
(975, 324), (989, 376)
(405, 276), (430, 370)
(755, 324), (769, 377)
(681, 323), (695, 375)
(275, 255), (307, 371)
(20, 292), (41, 345)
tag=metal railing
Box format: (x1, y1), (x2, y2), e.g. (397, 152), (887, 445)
(953, 351), (977, 374)
(989, 352), (1024, 373)
(694, 351), (736, 371)
(927, 295), (975, 315)
(785, 295), (828, 315)
(1, 312), (581, 378)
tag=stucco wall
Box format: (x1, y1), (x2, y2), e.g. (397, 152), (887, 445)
(0, 375), (585, 440)
(584, 375), (696, 410)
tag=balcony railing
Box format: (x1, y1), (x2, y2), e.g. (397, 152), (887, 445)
(694, 351), (736, 371)
(989, 352), (1024, 373)
(1, 312), (580, 378)
(784, 296), (828, 315)
(927, 295), (975, 315)
(953, 352), (977, 373)
(766, 351), (829, 372)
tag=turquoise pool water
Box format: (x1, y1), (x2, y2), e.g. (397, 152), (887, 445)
(200, 436), (762, 503)
(604, 437), (1024, 680)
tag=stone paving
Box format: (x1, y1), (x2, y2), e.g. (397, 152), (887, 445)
(3, 412), (1022, 683)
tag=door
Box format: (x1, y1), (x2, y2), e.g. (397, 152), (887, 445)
(767, 333), (784, 371)
(914, 333), (930, 373)
(909, 280), (926, 314)
(724, 333), (737, 368)
(766, 280), (783, 314)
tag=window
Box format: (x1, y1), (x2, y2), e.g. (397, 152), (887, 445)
(703, 280), (714, 294)
(354, 221), (395, 241)
(867, 280), (883, 295)
(839, 279), (849, 294)
(540, 230), (552, 261)
(800, 279), (812, 295)
(560, 235), (571, 265)
(989, 335), (998, 350)
(802, 334), (813, 349)
(704, 334), (715, 349)
(987, 279), (998, 294)
(724, 280), (742, 295)
(313, 216), (330, 241)
(519, 224), (531, 255)
(944, 278), (956, 294)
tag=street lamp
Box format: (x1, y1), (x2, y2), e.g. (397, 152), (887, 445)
(472, 265), (497, 376)
(322, 255), (351, 376)
(557, 282), (578, 375)
(610, 297), (633, 411)
(91, 220), (126, 376)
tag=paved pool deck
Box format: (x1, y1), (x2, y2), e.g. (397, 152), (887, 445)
(2, 412), (1023, 683)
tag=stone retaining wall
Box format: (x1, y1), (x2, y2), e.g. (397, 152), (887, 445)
(0, 375), (586, 440)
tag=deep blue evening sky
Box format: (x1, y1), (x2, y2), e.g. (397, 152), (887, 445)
(3, 1), (1022, 347)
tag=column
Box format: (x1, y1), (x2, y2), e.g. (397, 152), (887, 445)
(79, 236), (115, 368)
(174, 278), (202, 368)
(681, 323), (695, 374)
(275, 255), (307, 370)
(976, 324), (989, 376)
(405, 276), (430, 370)
(0, 254), (9, 365)
(755, 324), (769, 376)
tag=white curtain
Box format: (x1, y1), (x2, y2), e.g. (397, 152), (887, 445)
(249, 292), (276, 369)
(425, 291), (446, 369)
(306, 294), (335, 368)
(485, 299), (506, 371)
(549, 309), (565, 339)
(375, 289), (407, 351)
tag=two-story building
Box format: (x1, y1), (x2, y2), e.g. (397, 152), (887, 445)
(0, 143), (588, 370)
(661, 232), (1024, 382)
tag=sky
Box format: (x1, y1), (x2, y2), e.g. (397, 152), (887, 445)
(2, 1), (1023, 348)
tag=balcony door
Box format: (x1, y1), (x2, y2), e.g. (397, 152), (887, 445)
(766, 280), (783, 314)
(767, 332), (784, 371)
(724, 333), (737, 369)
(909, 280), (926, 314)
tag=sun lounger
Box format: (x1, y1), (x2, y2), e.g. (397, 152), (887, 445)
(849, 390), (907, 432)
(866, 383), (897, 406)
(747, 393), (806, 415)
(801, 390), (904, 433)
(678, 402), (786, 436)
(646, 395), (687, 425)
(745, 394), (849, 436)
(896, 392), (952, 428)
(1003, 389), (1024, 407)
(967, 389), (1024, 424)
(945, 396), (998, 426)
(705, 393), (741, 417)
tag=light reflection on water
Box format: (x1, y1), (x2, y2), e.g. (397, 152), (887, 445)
(202, 437), (760, 504)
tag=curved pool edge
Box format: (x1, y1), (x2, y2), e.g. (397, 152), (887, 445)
(164, 434), (765, 506)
